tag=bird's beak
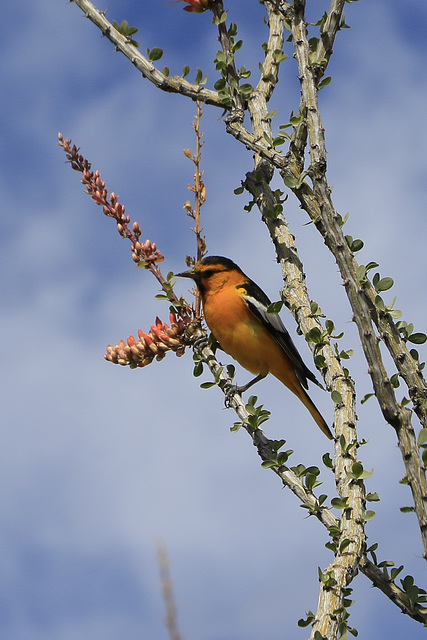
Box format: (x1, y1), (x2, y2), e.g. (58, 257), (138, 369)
(175, 267), (195, 279)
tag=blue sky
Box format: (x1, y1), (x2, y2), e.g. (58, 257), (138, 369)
(2, 1), (427, 639)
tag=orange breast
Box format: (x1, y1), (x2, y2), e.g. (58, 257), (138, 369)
(202, 285), (276, 376)
(202, 281), (303, 396)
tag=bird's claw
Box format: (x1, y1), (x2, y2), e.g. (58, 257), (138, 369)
(193, 334), (209, 351)
(222, 381), (247, 408)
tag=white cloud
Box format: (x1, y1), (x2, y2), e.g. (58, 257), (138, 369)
(2, 1), (427, 639)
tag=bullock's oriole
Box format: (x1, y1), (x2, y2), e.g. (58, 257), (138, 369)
(177, 256), (332, 439)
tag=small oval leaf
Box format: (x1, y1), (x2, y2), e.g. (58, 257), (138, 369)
(408, 332), (427, 344)
(376, 277), (394, 292)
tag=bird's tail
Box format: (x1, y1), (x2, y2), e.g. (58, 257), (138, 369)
(299, 388), (333, 439)
(272, 361), (333, 439)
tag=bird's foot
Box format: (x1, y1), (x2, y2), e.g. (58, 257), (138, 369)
(222, 373), (266, 408)
(192, 334), (209, 351)
(223, 381), (241, 408)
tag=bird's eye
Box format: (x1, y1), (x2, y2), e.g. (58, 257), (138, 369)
(201, 268), (216, 278)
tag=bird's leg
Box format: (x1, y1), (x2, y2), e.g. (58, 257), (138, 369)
(235, 373), (266, 393)
(223, 373), (267, 406)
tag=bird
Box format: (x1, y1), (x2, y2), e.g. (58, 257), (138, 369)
(177, 255), (332, 439)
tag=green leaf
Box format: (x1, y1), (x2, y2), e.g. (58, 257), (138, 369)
(306, 327), (323, 343)
(226, 364), (236, 378)
(182, 65), (190, 77)
(366, 492), (380, 502)
(356, 264), (367, 283)
(390, 373), (400, 388)
(400, 575), (421, 604)
(390, 565), (404, 580)
(314, 354), (326, 368)
(273, 49), (288, 64)
(418, 428), (427, 446)
(331, 390), (343, 404)
(310, 300), (320, 314)
(239, 83), (253, 98)
(291, 464), (306, 477)
(193, 361), (203, 377)
(266, 109), (277, 120)
(322, 452), (333, 469)
(284, 175), (299, 188)
(214, 78), (226, 90)
(318, 76), (332, 89)
(366, 261), (379, 272)
(340, 538), (351, 552)
(349, 462), (374, 480)
(195, 68), (203, 84)
(305, 472), (321, 491)
(305, 466), (320, 477)
(298, 611), (315, 628)
(400, 506), (415, 513)
(337, 212), (350, 227)
(213, 10), (228, 24)
(362, 510), (376, 522)
(267, 300), (283, 314)
(148, 47), (163, 61)
(361, 393), (374, 404)
(351, 238), (364, 252)
(376, 277), (394, 292)
(375, 295), (385, 311)
(350, 462), (363, 478)
(408, 332), (427, 344)
(331, 497), (349, 510)
(261, 460), (278, 469)
(277, 450), (293, 465)
(268, 439), (287, 453)
(325, 319), (335, 334)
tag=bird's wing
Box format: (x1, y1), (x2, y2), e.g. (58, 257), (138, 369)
(240, 279), (320, 389)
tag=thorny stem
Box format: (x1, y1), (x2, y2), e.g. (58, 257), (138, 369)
(193, 103), (206, 265)
(67, 0), (427, 628)
(211, 1), (245, 113)
(70, 0), (221, 106)
(194, 338), (427, 625)
(185, 101), (207, 317)
(156, 541), (184, 640)
(242, 5), (365, 638)
(285, 0), (427, 561)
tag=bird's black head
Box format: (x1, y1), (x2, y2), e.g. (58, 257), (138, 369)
(176, 256), (244, 283)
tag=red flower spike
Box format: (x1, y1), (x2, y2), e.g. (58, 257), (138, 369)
(140, 330), (153, 346)
(182, 0), (215, 12)
(150, 324), (160, 337)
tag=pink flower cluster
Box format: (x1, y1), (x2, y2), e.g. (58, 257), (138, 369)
(58, 134), (164, 267)
(105, 312), (187, 368)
